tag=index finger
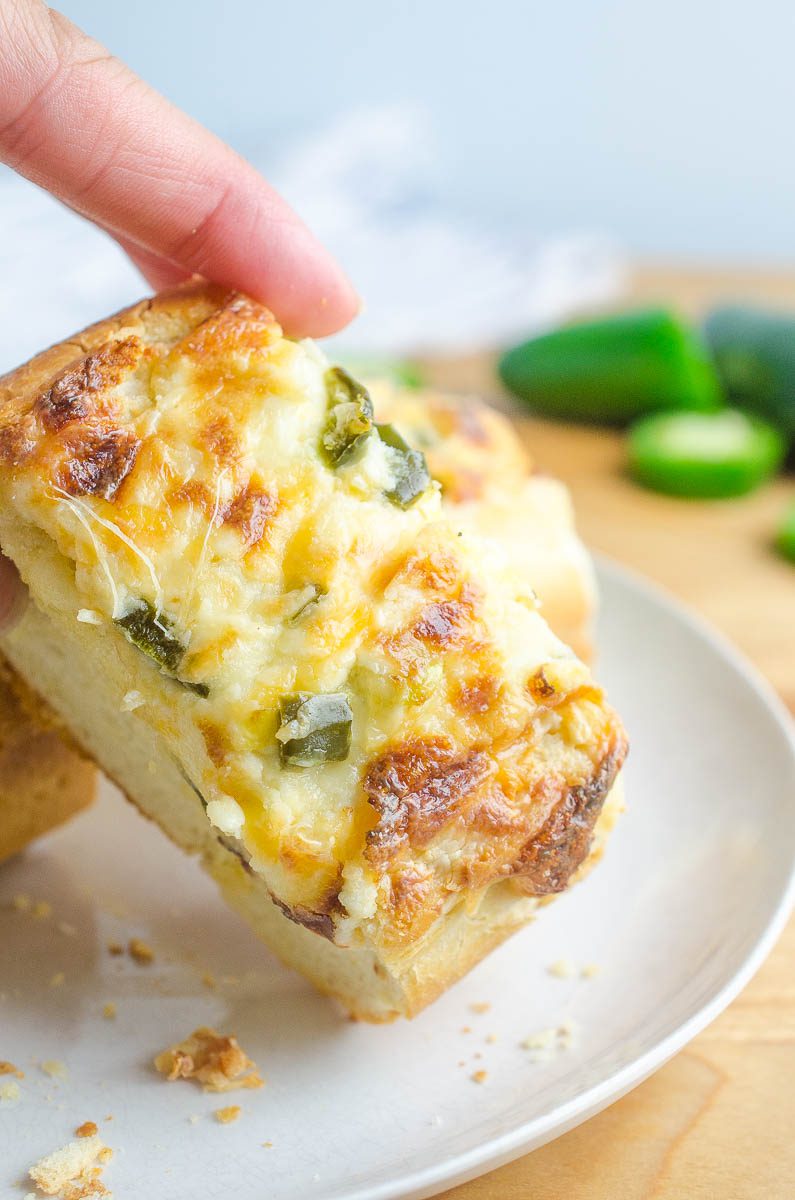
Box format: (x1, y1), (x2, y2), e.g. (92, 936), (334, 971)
(0, 1), (359, 338)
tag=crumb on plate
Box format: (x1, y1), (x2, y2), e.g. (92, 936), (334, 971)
(49, 973), (66, 989)
(0, 1078), (20, 1103)
(41, 1060), (68, 1081)
(75, 1122), (98, 1139)
(154, 1026), (264, 1093)
(32, 900), (53, 920)
(28, 1133), (112, 1198)
(547, 958), (575, 979)
(471, 1070), (488, 1084)
(106, 942), (123, 957)
(214, 1104), (241, 1124)
(102, 1003), (116, 1020)
(0, 1060), (23, 1077)
(469, 1002), (491, 1015)
(128, 938), (154, 965)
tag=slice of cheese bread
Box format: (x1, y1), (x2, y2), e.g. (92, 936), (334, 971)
(0, 653), (95, 864)
(0, 283), (626, 1019)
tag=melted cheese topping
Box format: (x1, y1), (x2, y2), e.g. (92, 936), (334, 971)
(0, 287), (625, 948)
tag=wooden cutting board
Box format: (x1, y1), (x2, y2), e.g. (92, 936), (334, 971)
(424, 266), (795, 1200)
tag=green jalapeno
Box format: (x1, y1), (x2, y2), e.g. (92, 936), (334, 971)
(321, 367), (374, 467)
(287, 584), (327, 626)
(776, 503), (795, 564)
(276, 692), (353, 767)
(115, 600), (209, 697)
(499, 308), (722, 424)
(704, 306), (795, 441)
(627, 409), (785, 499)
(376, 422), (431, 509)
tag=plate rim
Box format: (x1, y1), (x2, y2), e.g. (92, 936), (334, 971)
(345, 554), (795, 1200)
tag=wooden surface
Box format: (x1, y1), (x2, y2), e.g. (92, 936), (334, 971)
(425, 266), (795, 1200)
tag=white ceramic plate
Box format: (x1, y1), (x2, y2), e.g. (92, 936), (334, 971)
(2, 560), (794, 1200)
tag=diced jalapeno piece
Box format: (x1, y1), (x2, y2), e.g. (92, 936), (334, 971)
(321, 367), (374, 467)
(627, 409), (785, 499)
(287, 584), (327, 626)
(116, 601), (184, 672)
(499, 308), (722, 424)
(776, 503), (795, 564)
(276, 692), (352, 767)
(376, 423), (431, 508)
(115, 600), (209, 696)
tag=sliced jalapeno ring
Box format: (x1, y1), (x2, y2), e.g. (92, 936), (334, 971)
(321, 367), (374, 468)
(276, 692), (353, 767)
(376, 422), (431, 508)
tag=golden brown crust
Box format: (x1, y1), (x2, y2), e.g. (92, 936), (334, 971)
(508, 743), (625, 894)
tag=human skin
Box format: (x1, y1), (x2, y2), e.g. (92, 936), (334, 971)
(0, 0), (360, 623)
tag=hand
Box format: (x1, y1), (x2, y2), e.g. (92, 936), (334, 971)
(0, 0), (360, 629)
(0, 1), (359, 336)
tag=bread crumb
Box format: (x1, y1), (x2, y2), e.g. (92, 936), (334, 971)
(521, 1028), (557, 1051)
(76, 609), (103, 625)
(12, 892), (31, 911)
(28, 1133), (111, 1197)
(102, 1003), (116, 1020)
(154, 1026), (264, 1093)
(547, 958), (575, 979)
(469, 1002), (491, 1015)
(201, 973), (216, 990)
(75, 1122), (98, 1139)
(128, 938), (154, 965)
(262, 1140), (273, 1148)
(121, 689), (145, 712)
(471, 1070), (488, 1084)
(581, 962), (601, 979)
(41, 1060), (68, 1081)
(106, 941), (123, 956)
(0, 1060), (23, 1077)
(32, 900), (53, 920)
(188, 1115), (201, 1125)
(97, 1148), (113, 1165)
(460, 1025), (471, 1035)
(214, 1104), (241, 1124)
(50, 972), (66, 988)
(0, 1078), (20, 1103)
(57, 922), (77, 938)
(557, 1019), (579, 1047)
(485, 1034), (498, 1045)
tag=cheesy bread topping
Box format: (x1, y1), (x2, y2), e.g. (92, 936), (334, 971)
(0, 285), (626, 954)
